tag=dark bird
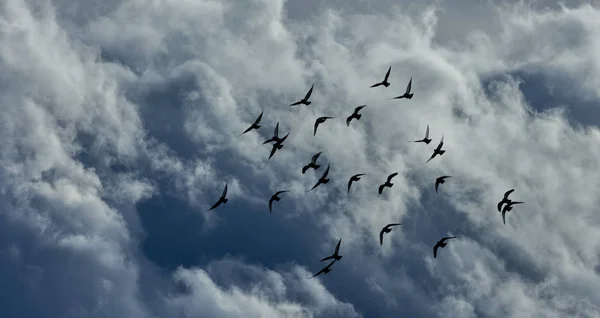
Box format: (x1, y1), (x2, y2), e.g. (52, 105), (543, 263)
(501, 201), (524, 224)
(433, 236), (456, 258)
(268, 133), (289, 160)
(380, 223), (402, 245)
(346, 105), (367, 126)
(309, 260), (336, 279)
(426, 135), (445, 163)
(207, 183), (228, 212)
(290, 84), (314, 106)
(320, 238), (342, 262)
(347, 173), (366, 193)
(370, 66), (391, 88)
(435, 176), (452, 193)
(313, 116), (334, 136)
(302, 151), (322, 174)
(269, 190), (290, 213)
(239, 111), (263, 136)
(413, 124), (432, 144)
(497, 189), (516, 212)
(263, 122), (283, 144)
(308, 164), (330, 192)
(392, 77), (413, 99)
(378, 172), (399, 194)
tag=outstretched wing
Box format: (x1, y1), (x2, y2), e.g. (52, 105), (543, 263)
(253, 111), (263, 125)
(380, 229), (385, 245)
(425, 125), (430, 138)
(208, 199), (221, 212)
(405, 77), (412, 94)
(378, 184), (385, 194)
(268, 197), (274, 213)
(334, 238), (342, 254)
(347, 177), (353, 193)
(435, 181), (440, 193)
(503, 189), (515, 200)
(221, 184), (228, 198)
(321, 164), (330, 178)
(313, 120), (320, 136)
(311, 151), (322, 163)
(273, 122), (279, 137)
(268, 144), (278, 159)
(355, 105), (367, 113)
(387, 172), (399, 183)
(433, 244), (439, 258)
(346, 115), (352, 127)
(384, 66), (391, 81)
(304, 84), (314, 100)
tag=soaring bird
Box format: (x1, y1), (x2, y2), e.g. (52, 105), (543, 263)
(308, 164), (331, 191)
(263, 122), (283, 144)
(435, 176), (452, 193)
(347, 173), (366, 193)
(320, 238), (343, 262)
(393, 77), (413, 99)
(433, 236), (456, 258)
(239, 111), (263, 136)
(309, 260), (336, 279)
(501, 201), (524, 224)
(313, 116), (334, 136)
(302, 151), (323, 174)
(378, 172), (399, 194)
(426, 136), (445, 163)
(346, 105), (367, 126)
(370, 66), (392, 88)
(290, 84), (314, 106)
(268, 133), (289, 160)
(497, 189), (516, 212)
(414, 124), (432, 144)
(207, 183), (228, 212)
(269, 190), (290, 213)
(380, 223), (402, 245)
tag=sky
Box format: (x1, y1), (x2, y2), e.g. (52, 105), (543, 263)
(1, 0), (600, 317)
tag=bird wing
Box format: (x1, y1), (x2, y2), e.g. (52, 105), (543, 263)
(268, 197), (274, 213)
(321, 164), (330, 178)
(320, 255), (334, 262)
(276, 190), (290, 196)
(240, 125), (254, 136)
(311, 261), (335, 278)
(334, 238), (341, 254)
(309, 181), (320, 191)
(442, 236), (456, 242)
(384, 66), (391, 81)
(437, 136), (444, 149)
(207, 200), (221, 212)
(221, 184), (228, 198)
(511, 201), (524, 205)
(263, 138), (274, 144)
(313, 120), (320, 136)
(433, 244), (439, 258)
(503, 189), (515, 200)
(497, 200), (505, 212)
(387, 172), (399, 183)
(347, 178), (353, 193)
(435, 181), (440, 193)
(304, 84), (314, 100)
(388, 223), (402, 227)
(274, 122), (279, 137)
(355, 105), (366, 113)
(425, 124), (429, 138)
(346, 115), (352, 127)
(502, 210), (506, 224)
(311, 151), (322, 163)
(290, 100), (302, 106)
(302, 165), (309, 174)
(426, 153), (436, 163)
(378, 184), (385, 194)
(380, 229), (385, 245)
(253, 111), (263, 125)
(370, 82), (382, 88)
(405, 77), (412, 94)
(269, 144), (278, 159)
(279, 133), (290, 143)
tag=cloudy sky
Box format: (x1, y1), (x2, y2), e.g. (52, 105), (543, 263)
(2, 0), (600, 317)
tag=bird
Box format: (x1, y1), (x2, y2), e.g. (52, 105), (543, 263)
(239, 111), (263, 136)
(207, 183), (228, 212)
(290, 84), (314, 106)
(378, 172), (399, 194)
(380, 223), (402, 245)
(263, 122), (283, 144)
(346, 105), (367, 126)
(268, 133), (289, 160)
(269, 190), (290, 213)
(309, 260), (336, 279)
(302, 151), (322, 174)
(313, 116), (334, 136)
(433, 236), (456, 258)
(426, 135), (445, 163)
(497, 189), (516, 212)
(308, 164), (330, 191)
(347, 173), (366, 193)
(320, 238), (342, 262)
(435, 176), (452, 193)
(413, 124), (432, 144)
(501, 201), (524, 224)
(392, 77), (413, 99)
(370, 66), (392, 88)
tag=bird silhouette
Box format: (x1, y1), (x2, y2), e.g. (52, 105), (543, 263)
(433, 236), (456, 258)
(268, 133), (289, 160)
(346, 105), (367, 126)
(309, 260), (336, 279)
(370, 66), (392, 88)
(269, 190), (290, 213)
(302, 151), (323, 174)
(380, 223), (402, 245)
(347, 173), (366, 193)
(290, 84), (314, 106)
(313, 116), (334, 136)
(435, 176), (452, 193)
(497, 189), (516, 212)
(320, 238), (342, 262)
(426, 135), (445, 163)
(308, 164), (331, 192)
(207, 183), (228, 212)
(392, 77), (413, 99)
(501, 201), (524, 224)
(239, 111), (263, 136)
(263, 122), (282, 144)
(378, 172), (399, 194)
(414, 124), (432, 144)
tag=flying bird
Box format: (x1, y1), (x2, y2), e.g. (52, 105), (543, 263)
(309, 260), (336, 279)
(433, 236), (456, 258)
(414, 124), (432, 144)
(392, 77), (413, 99)
(313, 116), (334, 136)
(308, 163), (330, 191)
(380, 223), (402, 245)
(370, 66), (391, 88)
(269, 190), (290, 213)
(268, 133), (289, 160)
(435, 176), (452, 193)
(239, 111), (263, 136)
(378, 172), (399, 194)
(501, 201), (524, 224)
(347, 173), (366, 193)
(426, 135), (445, 163)
(320, 238), (343, 262)
(302, 151), (323, 174)
(290, 84), (314, 106)
(346, 105), (367, 126)
(207, 183), (228, 212)
(497, 189), (516, 212)
(263, 122), (282, 144)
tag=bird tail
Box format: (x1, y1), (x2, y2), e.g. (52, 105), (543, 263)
(439, 150), (445, 155)
(356, 114), (362, 120)
(322, 178), (330, 184)
(406, 94), (413, 99)
(222, 198), (228, 203)
(304, 101), (311, 105)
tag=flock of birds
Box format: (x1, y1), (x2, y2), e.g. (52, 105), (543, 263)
(205, 66), (525, 279)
